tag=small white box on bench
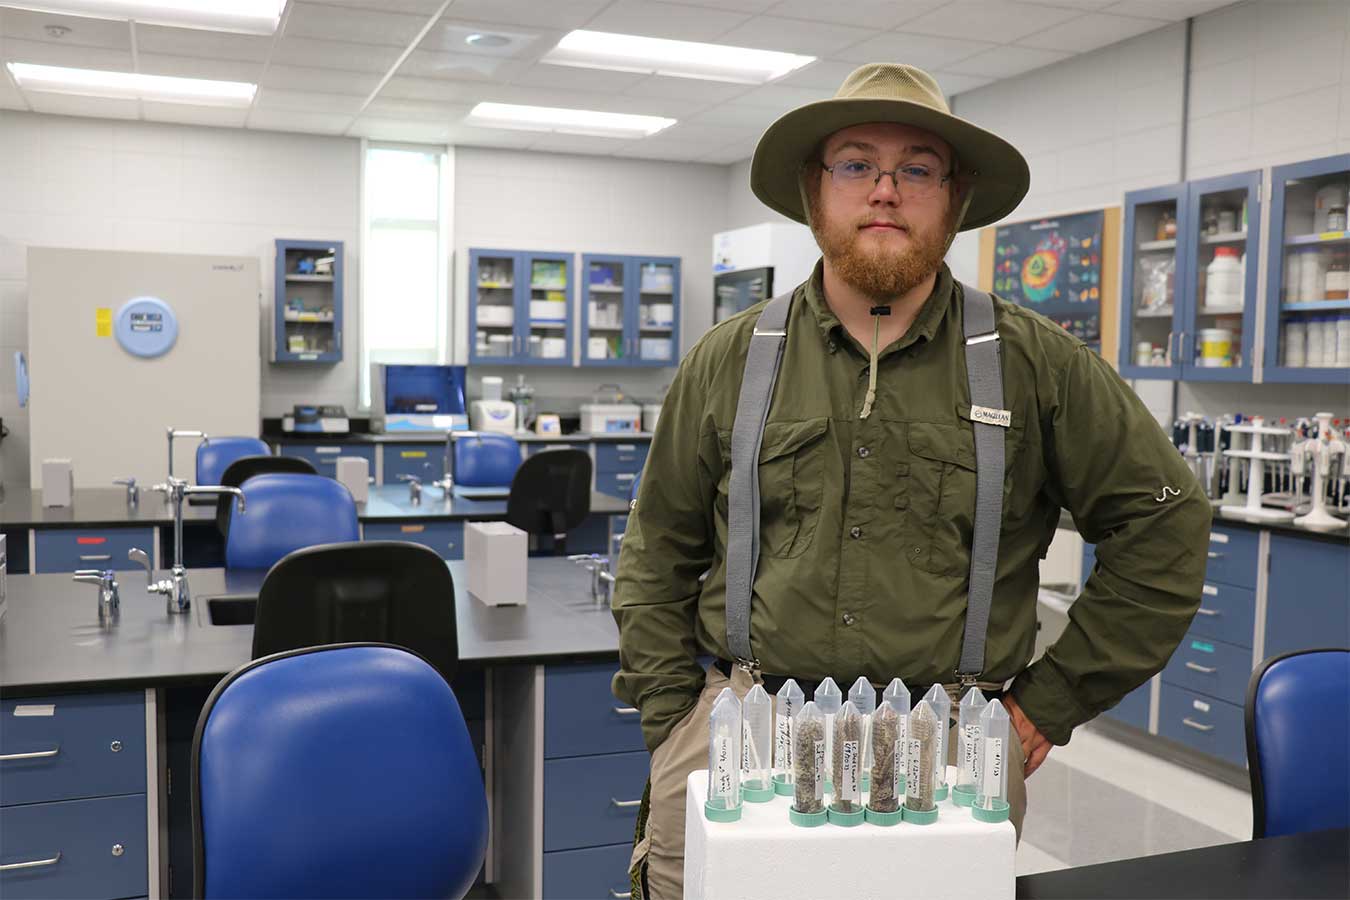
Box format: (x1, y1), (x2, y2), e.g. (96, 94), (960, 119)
(465, 521), (527, 606)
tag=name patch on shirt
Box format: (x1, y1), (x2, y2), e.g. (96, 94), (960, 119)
(970, 405), (1011, 428)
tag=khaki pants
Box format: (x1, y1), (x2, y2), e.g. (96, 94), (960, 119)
(634, 663), (1028, 900)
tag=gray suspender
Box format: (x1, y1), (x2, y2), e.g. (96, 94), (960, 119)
(725, 283), (1005, 684)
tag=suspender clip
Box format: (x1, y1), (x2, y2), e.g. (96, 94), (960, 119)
(965, 331), (999, 346)
(735, 657), (761, 676)
(752, 328), (786, 338)
(956, 671), (980, 691)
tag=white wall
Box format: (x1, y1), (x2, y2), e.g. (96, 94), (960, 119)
(0, 110), (361, 488)
(453, 146), (729, 413)
(722, 158), (797, 233)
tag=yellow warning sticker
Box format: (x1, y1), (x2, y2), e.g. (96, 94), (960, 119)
(95, 307), (112, 337)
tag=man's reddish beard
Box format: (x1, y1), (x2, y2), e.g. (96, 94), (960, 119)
(807, 180), (955, 300)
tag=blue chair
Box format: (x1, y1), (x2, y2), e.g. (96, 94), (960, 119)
(225, 473), (358, 570)
(1246, 647), (1350, 838)
(454, 433), (521, 487)
(193, 643), (488, 899)
(197, 437), (271, 486)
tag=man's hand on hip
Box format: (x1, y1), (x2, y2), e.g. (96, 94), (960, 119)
(1004, 695), (1052, 778)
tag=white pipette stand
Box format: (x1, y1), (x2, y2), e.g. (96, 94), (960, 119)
(684, 767), (1014, 900)
(1293, 412), (1347, 531)
(1218, 416), (1295, 522)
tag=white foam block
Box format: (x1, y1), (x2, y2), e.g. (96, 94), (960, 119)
(41, 459), (73, 507)
(334, 456), (369, 504)
(465, 521), (527, 606)
(684, 767), (1014, 900)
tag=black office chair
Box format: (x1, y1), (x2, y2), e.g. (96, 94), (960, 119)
(215, 455), (317, 537)
(506, 449), (592, 556)
(251, 541), (458, 684)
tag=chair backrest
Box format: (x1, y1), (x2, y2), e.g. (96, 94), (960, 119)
(196, 437), (271, 486)
(506, 449), (592, 555)
(193, 644), (487, 899)
(252, 541), (458, 683)
(454, 433), (521, 487)
(215, 455), (318, 537)
(1246, 647), (1350, 838)
(224, 473), (358, 570)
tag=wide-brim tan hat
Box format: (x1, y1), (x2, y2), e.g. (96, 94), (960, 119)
(750, 63), (1029, 231)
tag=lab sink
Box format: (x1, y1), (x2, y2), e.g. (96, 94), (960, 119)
(204, 595), (258, 626)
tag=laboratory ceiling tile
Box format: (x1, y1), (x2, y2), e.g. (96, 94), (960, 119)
(428, 0), (611, 31)
(271, 36), (405, 74)
(2, 38), (132, 71)
(396, 49), (525, 82)
(348, 115), (454, 143)
(837, 32), (995, 70)
(141, 101), (250, 128)
(254, 89), (368, 114)
(363, 97), (468, 122)
(713, 16), (876, 56)
(1017, 12), (1166, 53)
(509, 63), (650, 95)
(419, 19), (545, 58)
(283, 2), (429, 48)
(943, 44), (1075, 79)
(260, 65), (382, 96)
(931, 72), (996, 97)
(248, 107), (353, 135)
(135, 54), (262, 84)
(730, 82), (833, 110)
(133, 24), (273, 62)
(623, 75), (757, 105)
(585, 0), (753, 43)
(308, 0), (448, 13)
(772, 59), (869, 90)
(376, 76), (484, 102)
(0, 8), (130, 50)
(763, 0), (948, 31)
(1104, 0), (1236, 22)
(898, 1), (1084, 43)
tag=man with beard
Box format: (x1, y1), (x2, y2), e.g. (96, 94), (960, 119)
(612, 63), (1209, 900)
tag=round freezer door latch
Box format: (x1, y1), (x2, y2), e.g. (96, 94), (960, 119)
(114, 296), (178, 358)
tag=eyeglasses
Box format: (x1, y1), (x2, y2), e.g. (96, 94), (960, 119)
(819, 159), (953, 199)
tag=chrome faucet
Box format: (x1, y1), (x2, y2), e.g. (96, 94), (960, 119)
(399, 474), (423, 505)
(568, 554), (617, 605)
(113, 477), (139, 507)
(165, 427), (208, 480)
(142, 477), (245, 614)
(73, 569), (119, 625)
(430, 434), (455, 494)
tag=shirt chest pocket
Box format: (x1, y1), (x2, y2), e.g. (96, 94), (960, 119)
(718, 416), (830, 560)
(900, 421), (976, 577)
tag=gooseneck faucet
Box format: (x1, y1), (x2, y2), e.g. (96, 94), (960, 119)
(133, 477), (244, 614)
(165, 427), (208, 479)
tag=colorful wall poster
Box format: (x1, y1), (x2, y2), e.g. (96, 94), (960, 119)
(993, 209), (1105, 349)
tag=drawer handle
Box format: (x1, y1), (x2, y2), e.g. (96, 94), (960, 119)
(0, 852), (61, 872)
(79, 553), (113, 561)
(315, 447), (342, 455)
(613, 707), (639, 716)
(1, 746), (60, 761)
(609, 890), (633, 899)
(615, 445), (637, 452)
(610, 798), (642, 809)
(1182, 717), (1215, 733)
(1206, 551), (1225, 560)
(616, 474), (636, 482)
(447, 542), (456, 550)
(1195, 607), (1220, 617)
(1185, 662), (1217, 674)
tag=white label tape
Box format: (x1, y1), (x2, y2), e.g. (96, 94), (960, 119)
(14, 704), (56, 717)
(971, 405), (1012, 428)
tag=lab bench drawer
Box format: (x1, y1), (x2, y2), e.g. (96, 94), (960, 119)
(0, 793), (147, 900)
(596, 471), (639, 500)
(32, 528), (156, 574)
(543, 751), (650, 852)
(1203, 526), (1259, 590)
(1161, 634), (1252, 706)
(381, 443), (446, 486)
(1189, 581), (1256, 649)
(1, 692), (146, 807)
(1265, 535), (1350, 657)
(361, 521), (463, 560)
(527, 442), (585, 457)
(543, 842), (634, 900)
(544, 663), (646, 759)
(276, 443), (376, 478)
(1157, 685), (1246, 767)
(1100, 679), (1151, 731)
(594, 441), (649, 474)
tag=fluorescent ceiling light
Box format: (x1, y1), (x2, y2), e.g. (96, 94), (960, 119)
(8, 62), (256, 106)
(543, 30), (815, 84)
(467, 101), (675, 139)
(4, 1), (286, 34)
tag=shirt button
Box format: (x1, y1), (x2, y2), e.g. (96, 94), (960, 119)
(857, 446), (870, 459)
(842, 613), (857, 626)
(850, 526), (863, 539)
(827, 340), (837, 354)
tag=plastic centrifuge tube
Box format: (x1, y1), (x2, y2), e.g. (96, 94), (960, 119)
(952, 686), (988, 807)
(882, 677), (910, 794)
(864, 693), (905, 826)
(789, 701), (829, 827)
(922, 683), (952, 801)
(814, 676), (842, 791)
(742, 684), (774, 802)
(828, 701), (866, 826)
(848, 676), (877, 790)
(973, 699), (1012, 823)
(704, 687), (742, 822)
(773, 678), (805, 797)
(903, 699), (940, 825)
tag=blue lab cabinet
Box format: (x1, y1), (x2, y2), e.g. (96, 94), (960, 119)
(469, 248), (574, 366)
(276, 442), (376, 480)
(1263, 534), (1349, 657)
(362, 521), (464, 561)
(594, 439), (649, 500)
(32, 527), (157, 574)
(381, 442), (446, 485)
(274, 239), (343, 364)
(581, 254), (681, 368)
(1118, 172), (1262, 382)
(1261, 153), (1350, 385)
(1082, 541), (1152, 731)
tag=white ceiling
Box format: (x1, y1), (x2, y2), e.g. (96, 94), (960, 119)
(0, 0), (1234, 164)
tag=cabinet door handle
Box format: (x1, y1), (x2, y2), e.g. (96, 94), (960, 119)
(610, 798), (642, 809)
(0, 852), (62, 872)
(1182, 718), (1214, 732)
(1195, 607), (1219, 617)
(1206, 551), (1225, 559)
(613, 706), (639, 716)
(610, 890), (633, 898)
(1, 746), (60, 761)
(79, 554), (112, 561)
(1165, 330), (1174, 365)
(315, 447), (342, 455)
(1185, 662), (1217, 674)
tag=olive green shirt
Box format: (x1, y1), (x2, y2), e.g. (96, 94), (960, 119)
(612, 261), (1210, 751)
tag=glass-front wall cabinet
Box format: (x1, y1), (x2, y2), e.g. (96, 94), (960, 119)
(1120, 184), (1188, 379)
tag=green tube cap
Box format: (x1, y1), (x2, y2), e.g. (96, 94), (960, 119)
(902, 805), (940, 825)
(828, 806), (866, 827)
(864, 806), (905, 826)
(951, 784), (977, 807)
(972, 799), (1011, 823)
(934, 784), (949, 801)
(772, 774), (794, 797)
(789, 806), (829, 827)
(742, 782), (776, 803)
(704, 800), (742, 823)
